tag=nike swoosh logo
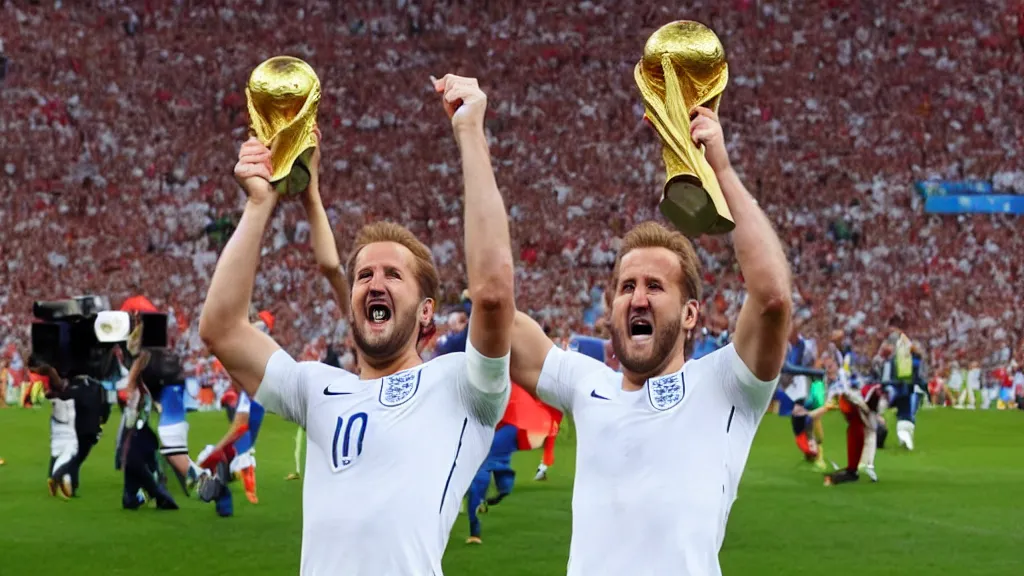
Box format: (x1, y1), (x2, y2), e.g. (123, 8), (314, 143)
(323, 387), (354, 396)
(590, 390), (610, 400)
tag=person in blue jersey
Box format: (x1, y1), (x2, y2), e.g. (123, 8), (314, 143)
(465, 422), (519, 544)
(877, 315), (919, 450)
(156, 372), (203, 496)
(435, 296), (471, 357)
(690, 314), (730, 360)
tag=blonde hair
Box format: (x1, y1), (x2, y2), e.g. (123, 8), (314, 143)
(345, 222), (440, 304)
(609, 221), (702, 305)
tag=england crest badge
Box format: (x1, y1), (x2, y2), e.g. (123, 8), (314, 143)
(379, 368), (422, 407)
(647, 372), (685, 411)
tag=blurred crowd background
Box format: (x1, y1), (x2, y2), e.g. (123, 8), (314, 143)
(1, 0), (1023, 385)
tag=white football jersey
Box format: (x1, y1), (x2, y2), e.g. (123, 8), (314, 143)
(537, 343), (777, 576)
(256, 350), (508, 576)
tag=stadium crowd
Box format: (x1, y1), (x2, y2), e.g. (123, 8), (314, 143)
(1, 0), (1023, 379)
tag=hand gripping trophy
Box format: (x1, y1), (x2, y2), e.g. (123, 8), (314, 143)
(246, 56), (321, 195)
(635, 21), (733, 237)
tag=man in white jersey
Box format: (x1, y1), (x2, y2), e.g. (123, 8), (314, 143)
(199, 72), (514, 575)
(509, 106), (792, 576)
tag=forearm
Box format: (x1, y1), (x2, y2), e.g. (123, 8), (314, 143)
(459, 128), (514, 355)
(301, 191), (342, 273)
(718, 167), (791, 309)
(199, 199), (277, 342)
(301, 191), (350, 313)
(211, 419), (248, 454)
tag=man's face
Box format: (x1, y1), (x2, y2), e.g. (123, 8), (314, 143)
(448, 311), (468, 333)
(825, 359), (838, 380)
(609, 248), (692, 377)
(349, 242), (426, 364)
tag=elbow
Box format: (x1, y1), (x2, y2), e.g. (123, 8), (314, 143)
(760, 293), (793, 325)
(470, 257), (515, 312)
(198, 311), (239, 352)
(318, 262), (342, 278)
(198, 313), (220, 351)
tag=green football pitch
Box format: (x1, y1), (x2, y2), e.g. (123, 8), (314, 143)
(0, 407), (1020, 575)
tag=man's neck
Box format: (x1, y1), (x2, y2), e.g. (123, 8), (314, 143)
(621, 353), (687, 392)
(357, 347), (423, 381)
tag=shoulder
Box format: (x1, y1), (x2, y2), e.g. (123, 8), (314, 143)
(545, 346), (616, 382)
(293, 358), (358, 382)
(421, 353), (467, 381)
(425, 352), (465, 369)
(685, 343), (733, 375)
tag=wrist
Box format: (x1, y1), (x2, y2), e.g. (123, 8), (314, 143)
(454, 123), (486, 145)
(245, 195), (278, 214)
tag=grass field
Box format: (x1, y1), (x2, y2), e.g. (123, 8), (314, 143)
(0, 407), (1021, 575)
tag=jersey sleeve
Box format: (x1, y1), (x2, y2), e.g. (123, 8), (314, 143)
(456, 338), (511, 428)
(715, 343), (780, 418)
(536, 346), (605, 415)
(254, 350), (311, 428)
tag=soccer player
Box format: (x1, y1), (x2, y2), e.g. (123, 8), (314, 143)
(790, 367), (829, 470)
(199, 74), (513, 574)
(824, 375), (887, 485)
(197, 382), (265, 514)
(509, 106), (792, 575)
(156, 368), (202, 495)
(465, 422), (519, 544)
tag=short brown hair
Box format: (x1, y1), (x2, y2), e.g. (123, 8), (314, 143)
(609, 221), (702, 305)
(345, 222), (440, 304)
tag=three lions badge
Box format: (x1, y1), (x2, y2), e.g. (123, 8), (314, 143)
(647, 372), (685, 411)
(380, 369), (422, 407)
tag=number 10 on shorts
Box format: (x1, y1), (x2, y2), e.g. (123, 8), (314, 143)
(331, 412), (368, 471)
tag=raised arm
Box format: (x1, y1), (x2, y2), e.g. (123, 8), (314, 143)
(434, 75), (515, 360)
(198, 139), (282, 395)
(510, 311), (555, 396)
(300, 129), (350, 315)
(691, 107), (792, 381)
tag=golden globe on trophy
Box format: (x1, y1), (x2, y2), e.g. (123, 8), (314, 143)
(246, 56), (321, 195)
(635, 21), (733, 237)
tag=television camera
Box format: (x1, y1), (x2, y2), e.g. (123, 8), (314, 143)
(30, 295), (169, 381)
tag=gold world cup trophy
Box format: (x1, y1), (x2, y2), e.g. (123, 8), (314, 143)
(246, 56), (322, 195)
(635, 21), (733, 237)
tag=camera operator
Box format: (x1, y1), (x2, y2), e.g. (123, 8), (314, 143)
(65, 368), (110, 495)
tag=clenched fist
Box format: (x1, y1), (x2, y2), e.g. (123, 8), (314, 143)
(432, 74), (487, 137)
(689, 106), (731, 174)
(234, 137), (276, 205)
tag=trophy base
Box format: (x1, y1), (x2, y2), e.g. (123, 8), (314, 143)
(272, 148), (313, 196)
(660, 176), (735, 237)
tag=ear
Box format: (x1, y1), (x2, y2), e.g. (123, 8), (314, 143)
(419, 298), (435, 326)
(682, 300), (699, 332)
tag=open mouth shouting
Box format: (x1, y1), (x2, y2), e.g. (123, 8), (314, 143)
(366, 299), (393, 329)
(629, 313), (654, 343)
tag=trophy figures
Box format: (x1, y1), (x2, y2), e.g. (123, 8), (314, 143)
(246, 56), (321, 195)
(635, 21), (733, 237)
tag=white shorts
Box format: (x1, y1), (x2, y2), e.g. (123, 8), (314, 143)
(51, 439), (78, 476)
(230, 448), (256, 474)
(158, 422), (189, 456)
